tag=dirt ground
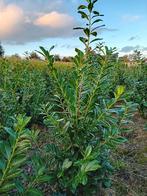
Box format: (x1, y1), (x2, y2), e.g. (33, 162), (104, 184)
(109, 113), (147, 196)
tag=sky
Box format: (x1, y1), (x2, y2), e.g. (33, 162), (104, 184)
(0, 0), (147, 57)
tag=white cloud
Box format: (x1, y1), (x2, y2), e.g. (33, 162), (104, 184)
(0, 1), (77, 44)
(0, 1), (24, 38)
(34, 11), (74, 28)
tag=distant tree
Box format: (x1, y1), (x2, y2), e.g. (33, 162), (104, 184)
(62, 56), (72, 62)
(29, 51), (41, 60)
(132, 50), (145, 65)
(10, 53), (21, 60)
(54, 54), (61, 61)
(120, 55), (129, 63)
(0, 42), (4, 57)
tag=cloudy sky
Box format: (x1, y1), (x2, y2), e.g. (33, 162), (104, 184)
(0, 0), (147, 56)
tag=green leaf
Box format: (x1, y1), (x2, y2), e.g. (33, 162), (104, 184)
(78, 11), (89, 20)
(0, 157), (6, 171)
(26, 188), (43, 196)
(84, 28), (90, 37)
(15, 115), (31, 132)
(86, 0), (91, 3)
(49, 45), (55, 52)
(93, 11), (100, 15)
(4, 127), (16, 138)
(143, 101), (147, 107)
(92, 19), (103, 25)
(92, 24), (105, 31)
(93, 0), (98, 4)
(88, 2), (94, 12)
(81, 160), (101, 172)
(0, 115), (31, 193)
(0, 183), (15, 192)
(114, 85), (125, 99)
(84, 145), (92, 158)
(0, 140), (4, 149)
(6, 170), (22, 181)
(4, 142), (12, 159)
(37, 175), (54, 183)
(78, 5), (87, 10)
(81, 174), (88, 185)
(37, 166), (46, 176)
(63, 121), (71, 133)
(90, 38), (102, 44)
(79, 37), (88, 45)
(103, 179), (112, 188)
(91, 31), (97, 37)
(75, 48), (84, 56)
(39, 46), (49, 58)
(73, 27), (84, 30)
(114, 137), (128, 144)
(62, 159), (72, 170)
(15, 180), (25, 193)
(11, 157), (27, 168)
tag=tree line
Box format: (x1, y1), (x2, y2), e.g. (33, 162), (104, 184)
(0, 42), (72, 62)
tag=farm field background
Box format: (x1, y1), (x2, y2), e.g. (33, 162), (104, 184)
(0, 51), (146, 195)
(0, 0), (147, 195)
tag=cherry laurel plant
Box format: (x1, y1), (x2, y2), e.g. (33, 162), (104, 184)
(39, 0), (135, 195)
(0, 115), (31, 193)
(0, 115), (54, 195)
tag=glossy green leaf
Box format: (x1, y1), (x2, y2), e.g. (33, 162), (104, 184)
(26, 188), (43, 196)
(62, 159), (72, 170)
(78, 5), (87, 10)
(81, 160), (101, 172)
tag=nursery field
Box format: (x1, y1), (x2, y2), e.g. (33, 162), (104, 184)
(0, 48), (146, 196)
(0, 0), (147, 195)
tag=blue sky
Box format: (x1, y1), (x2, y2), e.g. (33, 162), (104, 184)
(0, 0), (147, 57)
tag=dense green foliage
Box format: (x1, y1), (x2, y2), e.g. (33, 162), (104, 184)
(114, 51), (147, 118)
(0, 59), (50, 125)
(0, 115), (31, 193)
(0, 0), (146, 195)
(126, 53), (147, 118)
(38, 45), (135, 195)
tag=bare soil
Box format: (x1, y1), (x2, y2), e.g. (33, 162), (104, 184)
(110, 113), (147, 196)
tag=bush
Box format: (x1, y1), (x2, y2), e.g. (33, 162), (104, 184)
(36, 1), (136, 194)
(39, 46), (135, 195)
(0, 115), (52, 195)
(0, 115), (31, 193)
(118, 51), (147, 118)
(0, 59), (49, 125)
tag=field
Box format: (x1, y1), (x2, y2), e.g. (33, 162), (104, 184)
(0, 0), (147, 195)
(0, 51), (146, 195)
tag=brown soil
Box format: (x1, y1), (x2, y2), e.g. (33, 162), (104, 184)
(111, 113), (147, 196)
